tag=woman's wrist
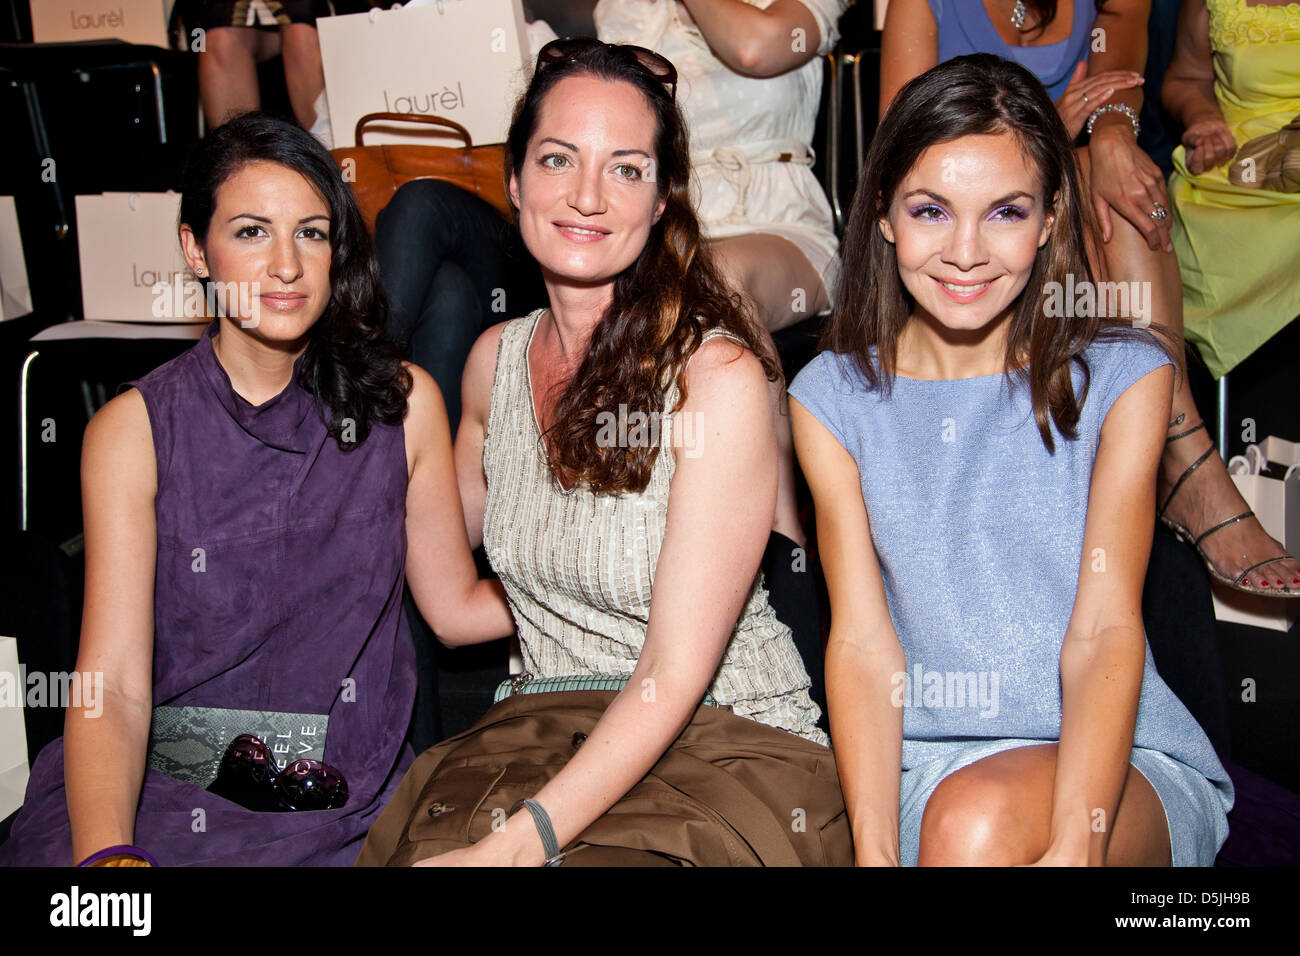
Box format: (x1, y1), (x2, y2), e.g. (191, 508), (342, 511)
(1088, 105), (1140, 139)
(76, 844), (157, 867)
(481, 810), (550, 866)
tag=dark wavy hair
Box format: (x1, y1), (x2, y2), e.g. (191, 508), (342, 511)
(178, 111), (410, 450)
(504, 42), (782, 494)
(827, 53), (1168, 453)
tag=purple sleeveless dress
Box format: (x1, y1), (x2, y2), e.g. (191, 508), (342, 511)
(0, 321), (416, 866)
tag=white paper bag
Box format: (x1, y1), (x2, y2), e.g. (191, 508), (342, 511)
(1211, 438), (1300, 632)
(0, 197), (33, 322)
(0, 637), (30, 821)
(318, 0), (531, 148)
(32, 0), (170, 47)
(75, 192), (197, 323)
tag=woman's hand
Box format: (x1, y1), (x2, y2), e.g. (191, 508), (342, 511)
(1181, 116), (1237, 175)
(411, 843), (521, 867)
(1054, 61), (1144, 140)
(1088, 122), (1175, 252)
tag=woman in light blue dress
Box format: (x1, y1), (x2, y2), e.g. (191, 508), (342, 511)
(788, 54), (1233, 866)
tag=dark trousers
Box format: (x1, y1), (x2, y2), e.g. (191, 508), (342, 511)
(373, 179), (544, 435)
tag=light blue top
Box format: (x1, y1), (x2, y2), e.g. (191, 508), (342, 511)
(789, 333), (1233, 814)
(926, 0), (1095, 99)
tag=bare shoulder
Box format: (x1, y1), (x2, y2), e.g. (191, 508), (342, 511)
(464, 322), (510, 387)
(680, 336), (768, 404)
(82, 387), (156, 492)
(402, 361), (446, 428)
(84, 388), (153, 457)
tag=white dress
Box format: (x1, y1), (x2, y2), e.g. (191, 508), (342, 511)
(595, 0), (847, 306)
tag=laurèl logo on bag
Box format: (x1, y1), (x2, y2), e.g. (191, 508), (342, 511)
(381, 82), (467, 115)
(132, 265), (182, 289)
(70, 7), (126, 30)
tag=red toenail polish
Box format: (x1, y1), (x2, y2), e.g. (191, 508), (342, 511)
(1260, 581), (1270, 587)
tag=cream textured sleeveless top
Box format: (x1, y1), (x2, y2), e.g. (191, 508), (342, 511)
(482, 309), (827, 745)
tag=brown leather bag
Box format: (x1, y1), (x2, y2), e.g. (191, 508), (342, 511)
(331, 113), (513, 234)
(356, 690), (852, 867)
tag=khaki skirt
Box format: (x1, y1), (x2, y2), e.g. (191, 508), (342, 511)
(357, 689), (852, 867)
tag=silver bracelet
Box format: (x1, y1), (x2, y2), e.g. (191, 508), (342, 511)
(1086, 102), (1140, 138)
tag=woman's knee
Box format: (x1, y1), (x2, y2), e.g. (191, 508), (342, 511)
(917, 750), (1055, 865)
(917, 774), (1022, 865)
(202, 27), (259, 66)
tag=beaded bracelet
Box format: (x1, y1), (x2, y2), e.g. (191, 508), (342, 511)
(76, 844), (158, 867)
(1086, 103), (1140, 138)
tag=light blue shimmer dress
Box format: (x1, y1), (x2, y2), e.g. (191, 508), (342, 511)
(926, 0), (1094, 100)
(789, 333), (1234, 866)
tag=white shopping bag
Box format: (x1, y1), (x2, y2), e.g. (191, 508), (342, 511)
(0, 196), (33, 321)
(32, 0), (170, 48)
(1212, 437), (1300, 632)
(75, 192), (197, 323)
(318, 0), (531, 148)
(0, 637), (30, 821)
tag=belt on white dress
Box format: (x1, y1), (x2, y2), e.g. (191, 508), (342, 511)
(691, 139), (815, 226)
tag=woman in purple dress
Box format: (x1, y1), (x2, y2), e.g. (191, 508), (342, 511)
(0, 113), (513, 867)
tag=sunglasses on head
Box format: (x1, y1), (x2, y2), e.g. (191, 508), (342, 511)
(207, 733), (349, 812)
(536, 37), (678, 100)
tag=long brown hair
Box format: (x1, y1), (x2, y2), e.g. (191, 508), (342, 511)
(827, 53), (1162, 453)
(505, 41), (781, 493)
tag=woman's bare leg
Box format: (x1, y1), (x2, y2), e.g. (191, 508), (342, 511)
(708, 234), (831, 548)
(280, 23), (327, 131)
(1079, 147), (1300, 592)
(199, 27), (279, 129)
(917, 743), (1173, 866)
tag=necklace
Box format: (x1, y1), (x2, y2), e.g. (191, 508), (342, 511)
(1010, 0), (1028, 29)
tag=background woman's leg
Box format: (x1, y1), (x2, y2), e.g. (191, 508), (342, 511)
(374, 180), (541, 436)
(279, 23), (327, 131)
(199, 27), (277, 128)
(1079, 146), (1300, 591)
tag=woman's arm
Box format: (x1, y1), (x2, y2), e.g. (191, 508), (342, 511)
(791, 397), (905, 866)
(1043, 362), (1173, 865)
(64, 390), (158, 864)
(452, 325), (506, 552)
(404, 362), (513, 647)
(678, 0), (824, 77)
(879, 0), (939, 116)
(423, 338), (780, 866)
(1087, 0), (1150, 116)
(1161, 0), (1236, 175)
(1085, 0), (1176, 251)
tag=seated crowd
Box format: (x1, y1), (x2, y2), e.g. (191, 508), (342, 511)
(2, 0), (1298, 868)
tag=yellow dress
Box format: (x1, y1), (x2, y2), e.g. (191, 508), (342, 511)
(1168, 0), (1300, 378)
